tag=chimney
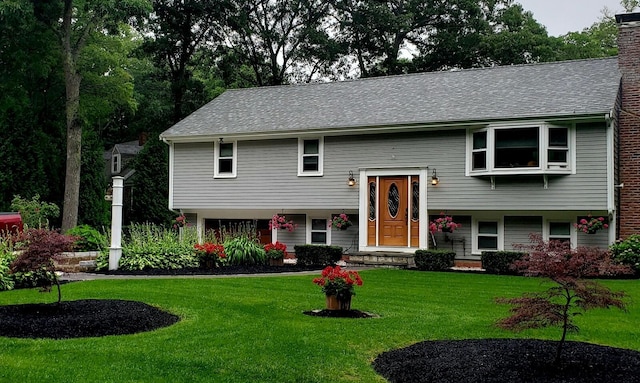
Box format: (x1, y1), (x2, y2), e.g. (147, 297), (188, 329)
(616, 12), (640, 238)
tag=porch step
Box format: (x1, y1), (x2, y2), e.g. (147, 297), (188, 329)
(346, 252), (415, 268)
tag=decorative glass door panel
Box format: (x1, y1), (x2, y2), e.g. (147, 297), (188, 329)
(379, 177), (408, 246)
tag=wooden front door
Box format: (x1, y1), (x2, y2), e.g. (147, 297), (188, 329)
(379, 177), (408, 246)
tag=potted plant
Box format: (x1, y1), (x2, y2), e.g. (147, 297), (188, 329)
(330, 213), (352, 230)
(575, 214), (608, 234)
(269, 214), (296, 232)
(264, 241), (287, 266)
(194, 242), (226, 269)
(429, 212), (461, 233)
(312, 265), (363, 310)
(173, 214), (187, 229)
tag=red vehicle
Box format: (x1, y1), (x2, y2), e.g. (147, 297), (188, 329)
(0, 212), (23, 235)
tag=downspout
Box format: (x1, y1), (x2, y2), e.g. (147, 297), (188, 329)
(605, 110), (617, 244)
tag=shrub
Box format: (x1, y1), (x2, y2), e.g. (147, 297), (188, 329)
(66, 225), (106, 251)
(96, 223), (198, 271)
(224, 236), (266, 266)
(610, 234), (640, 275)
(10, 194), (60, 229)
(496, 234), (633, 365)
(10, 228), (77, 303)
(414, 249), (455, 271)
(481, 251), (526, 275)
(0, 236), (16, 291)
(294, 245), (343, 266)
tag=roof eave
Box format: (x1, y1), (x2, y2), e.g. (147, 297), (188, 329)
(160, 111), (612, 144)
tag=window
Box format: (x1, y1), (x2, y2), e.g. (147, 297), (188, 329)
(473, 219), (503, 254)
(298, 137), (323, 176)
(548, 221), (571, 244)
(368, 181), (376, 221)
(468, 124), (572, 175)
(111, 152), (121, 174)
(214, 141), (236, 178)
(310, 218), (329, 244)
(478, 221), (498, 250)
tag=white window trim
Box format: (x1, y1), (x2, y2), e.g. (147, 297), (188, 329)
(544, 219), (576, 248)
(466, 122), (575, 177)
(298, 137), (324, 176)
(306, 215), (331, 245)
(111, 152), (121, 174)
(214, 140), (237, 178)
(471, 217), (504, 255)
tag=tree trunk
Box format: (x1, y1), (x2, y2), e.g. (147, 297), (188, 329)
(61, 0), (82, 231)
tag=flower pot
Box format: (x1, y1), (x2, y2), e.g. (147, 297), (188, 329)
(326, 294), (352, 311)
(587, 229), (598, 235)
(269, 258), (284, 266)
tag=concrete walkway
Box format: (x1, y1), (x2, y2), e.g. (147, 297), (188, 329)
(59, 266), (375, 282)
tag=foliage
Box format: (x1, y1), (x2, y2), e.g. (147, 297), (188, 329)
(268, 214), (296, 231)
(481, 251), (526, 275)
(96, 223), (198, 271)
(330, 213), (352, 230)
(496, 234), (632, 364)
(10, 194), (60, 229)
(223, 235), (267, 266)
(66, 225), (106, 252)
(130, 137), (174, 225)
(78, 129), (110, 227)
(574, 214), (608, 233)
(312, 265), (363, 300)
(194, 242), (226, 268)
(610, 234), (640, 275)
(10, 228), (77, 303)
(0, 236), (16, 291)
(414, 249), (455, 271)
(294, 244), (343, 266)
(264, 241), (287, 260)
(429, 213), (461, 233)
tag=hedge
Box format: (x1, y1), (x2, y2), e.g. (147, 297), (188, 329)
(481, 251), (526, 275)
(414, 249), (456, 271)
(294, 245), (343, 266)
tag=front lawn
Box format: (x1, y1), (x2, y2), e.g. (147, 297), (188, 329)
(0, 269), (637, 382)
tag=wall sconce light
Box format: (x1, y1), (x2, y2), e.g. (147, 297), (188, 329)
(219, 137), (224, 143)
(431, 169), (439, 186)
(348, 170), (356, 187)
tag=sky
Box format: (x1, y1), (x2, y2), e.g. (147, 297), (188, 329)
(516, 0), (627, 36)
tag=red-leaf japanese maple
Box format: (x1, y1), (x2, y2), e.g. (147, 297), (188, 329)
(496, 234), (632, 364)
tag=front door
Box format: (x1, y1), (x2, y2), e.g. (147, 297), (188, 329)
(379, 177), (408, 246)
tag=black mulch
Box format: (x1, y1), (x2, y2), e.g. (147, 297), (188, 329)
(373, 338), (640, 383)
(0, 299), (179, 339)
(303, 309), (378, 318)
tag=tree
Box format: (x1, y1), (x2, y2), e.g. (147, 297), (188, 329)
(10, 229), (76, 304)
(29, 0), (151, 231)
(143, 0), (231, 122)
(496, 234), (632, 365)
(479, 3), (562, 66)
(226, 0), (340, 85)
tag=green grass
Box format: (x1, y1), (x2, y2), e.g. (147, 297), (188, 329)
(0, 269), (638, 382)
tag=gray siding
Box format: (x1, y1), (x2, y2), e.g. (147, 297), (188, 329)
(274, 214), (306, 251)
(576, 230), (609, 248)
(172, 125), (608, 212)
(504, 216), (543, 250)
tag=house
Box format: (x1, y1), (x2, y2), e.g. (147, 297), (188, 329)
(159, 13), (640, 265)
(103, 133), (148, 223)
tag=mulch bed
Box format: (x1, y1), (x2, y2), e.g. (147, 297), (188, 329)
(303, 309), (378, 318)
(372, 338), (640, 383)
(0, 299), (179, 339)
